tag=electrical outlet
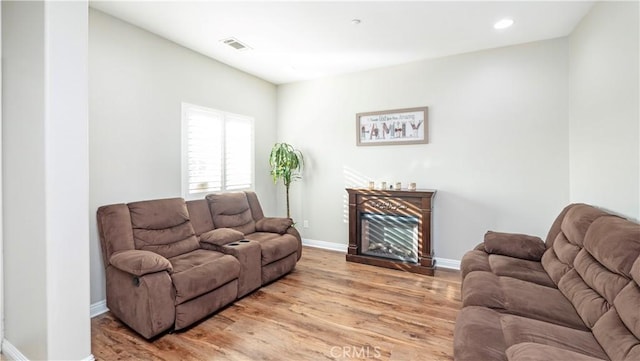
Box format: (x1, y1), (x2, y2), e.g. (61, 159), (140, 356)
(303, 220), (309, 228)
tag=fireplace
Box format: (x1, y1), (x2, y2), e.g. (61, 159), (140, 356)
(346, 188), (436, 275)
(360, 213), (419, 263)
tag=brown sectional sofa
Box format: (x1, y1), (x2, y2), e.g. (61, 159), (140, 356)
(97, 191), (301, 339)
(455, 203), (640, 361)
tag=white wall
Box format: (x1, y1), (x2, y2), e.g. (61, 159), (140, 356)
(569, 1), (639, 221)
(89, 9), (278, 304)
(2, 1), (91, 359)
(0, 1), (4, 351)
(3, 2), (49, 358)
(45, 2), (92, 359)
(277, 39), (570, 261)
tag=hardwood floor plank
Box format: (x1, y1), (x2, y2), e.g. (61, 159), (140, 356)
(92, 246), (461, 360)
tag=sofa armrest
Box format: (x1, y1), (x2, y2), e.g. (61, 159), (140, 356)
(109, 250), (172, 276)
(506, 343), (606, 361)
(200, 228), (245, 246)
(484, 231), (546, 261)
(255, 217), (293, 234)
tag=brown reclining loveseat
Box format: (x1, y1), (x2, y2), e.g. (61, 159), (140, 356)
(97, 191), (301, 339)
(454, 203), (640, 360)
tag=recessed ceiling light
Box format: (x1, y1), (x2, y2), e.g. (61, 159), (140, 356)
(494, 18), (514, 30)
(351, 19), (361, 25)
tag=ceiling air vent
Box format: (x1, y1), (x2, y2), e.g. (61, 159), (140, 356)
(220, 37), (251, 51)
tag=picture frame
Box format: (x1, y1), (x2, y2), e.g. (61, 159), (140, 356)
(356, 106), (428, 146)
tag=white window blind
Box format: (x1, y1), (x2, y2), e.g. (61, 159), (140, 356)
(225, 114), (253, 190)
(182, 103), (254, 198)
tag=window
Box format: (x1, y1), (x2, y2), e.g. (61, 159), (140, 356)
(182, 103), (254, 198)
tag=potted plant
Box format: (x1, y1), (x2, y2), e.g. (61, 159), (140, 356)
(269, 143), (304, 218)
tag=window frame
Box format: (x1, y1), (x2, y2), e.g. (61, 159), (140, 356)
(181, 102), (255, 200)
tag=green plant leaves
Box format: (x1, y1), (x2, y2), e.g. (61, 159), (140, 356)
(269, 142), (304, 218)
(269, 143), (304, 187)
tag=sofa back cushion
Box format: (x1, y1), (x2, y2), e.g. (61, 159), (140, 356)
(543, 203), (577, 248)
(207, 192), (256, 235)
(186, 199), (215, 236)
(245, 191), (265, 220)
(558, 216), (640, 329)
(591, 257), (640, 360)
(128, 198), (199, 259)
(541, 204), (609, 285)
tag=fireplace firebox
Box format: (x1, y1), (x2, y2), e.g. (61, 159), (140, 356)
(346, 188), (436, 275)
(360, 213), (419, 263)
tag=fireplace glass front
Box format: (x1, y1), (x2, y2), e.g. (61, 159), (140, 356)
(360, 213), (419, 263)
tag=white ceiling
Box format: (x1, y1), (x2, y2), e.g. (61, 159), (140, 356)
(90, 1), (595, 85)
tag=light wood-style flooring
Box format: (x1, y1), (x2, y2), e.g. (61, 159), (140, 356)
(92, 247), (462, 360)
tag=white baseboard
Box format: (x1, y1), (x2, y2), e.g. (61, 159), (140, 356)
(302, 238), (460, 270)
(2, 338), (96, 361)
(302, 238), (348, 252)
(90, 299), (109, 318)
(434, 257), (461, 270)
(2, 339), (28, 361)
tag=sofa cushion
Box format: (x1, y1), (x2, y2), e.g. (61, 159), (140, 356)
(558, 216), (640, 329)
(461, 249), (492, 279)
(186, 199), (214, 236)
(245, 232), (299, 266)
(506, 343), (606, 361)
(632, 255), (640, 285)
(245, 191), (265, 220)
(592, 307), (640, 361)
(255, 217), (293, 234)
(591, 257), (640, 361)
(461, 250), (555, 288)
(614, 281), (640, 346)
(541, 247), (572, 286)
(484, 231), (546, 261)
(454, 306), (507, 361)
(169, 249), (240, 305)
(454, 306), (608, 361)
(552, 232), (582, 266)
(541, 204), (610, 286)
(462, 272), (587, 330)
(560, 204), (610, 247)
(128, 198), (199, 259)
(110, 250), (172, 276)
(129, 197), (190, 229)
(207, 192), (256, 235)
(543, 203), (579, 248)
(500, 314), (608, 359)
(583, 216), (640, 278)
(200, 228), (245, 246)
(487, 255), (555, 288)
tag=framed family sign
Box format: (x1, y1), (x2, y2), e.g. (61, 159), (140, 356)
(356, 106), (428, 146)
